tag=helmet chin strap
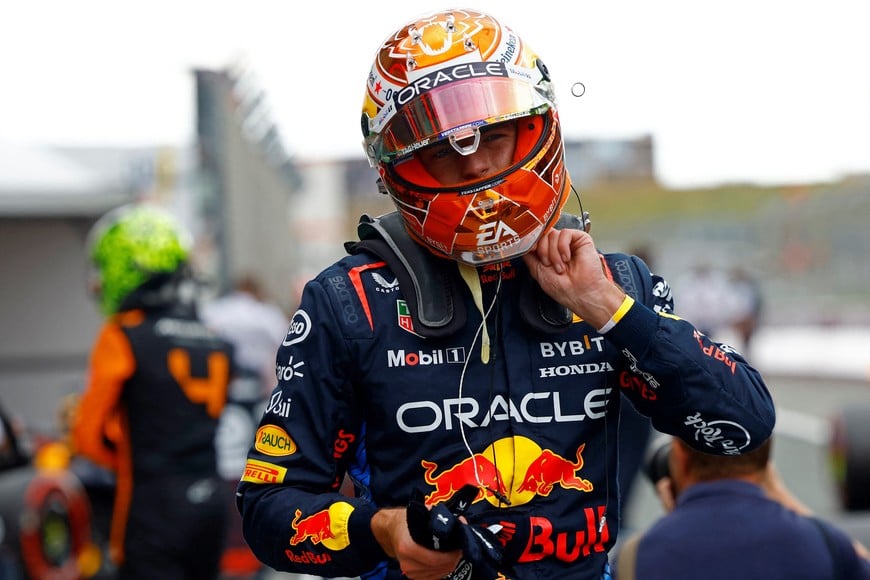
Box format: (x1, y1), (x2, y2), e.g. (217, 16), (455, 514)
(449, 127), (481, 156)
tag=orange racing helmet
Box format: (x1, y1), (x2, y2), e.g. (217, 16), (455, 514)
(361, 8), (572, 265)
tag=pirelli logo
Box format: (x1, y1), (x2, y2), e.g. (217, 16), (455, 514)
(241, 458), (287, 484)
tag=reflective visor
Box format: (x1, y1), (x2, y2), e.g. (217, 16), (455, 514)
(373, 75), (551, 162)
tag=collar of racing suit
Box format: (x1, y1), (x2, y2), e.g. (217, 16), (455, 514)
(344, 211), (588, 338)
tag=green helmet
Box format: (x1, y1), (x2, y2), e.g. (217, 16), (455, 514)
(86, 204), (191, 315)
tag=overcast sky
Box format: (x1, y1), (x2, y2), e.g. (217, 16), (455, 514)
(2, 0), (868, 188)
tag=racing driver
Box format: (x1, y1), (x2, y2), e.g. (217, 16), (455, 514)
(236, 8), (776, 579)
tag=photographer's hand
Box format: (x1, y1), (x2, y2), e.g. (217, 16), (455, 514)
(655, 477), (677, 513)
(761, 463), (812, 516)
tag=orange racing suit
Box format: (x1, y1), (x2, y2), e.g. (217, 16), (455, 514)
(74, 301), (233, 579)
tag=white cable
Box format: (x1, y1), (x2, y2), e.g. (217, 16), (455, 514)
(456, 265), (503, 492)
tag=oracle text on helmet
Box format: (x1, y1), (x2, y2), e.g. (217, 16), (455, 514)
(393, 62), (508, 108)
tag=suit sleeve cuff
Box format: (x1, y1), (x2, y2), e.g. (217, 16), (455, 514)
(601, 297), (659, 356)
(597, 295), (635, 334)
(347, 503), (389, 566)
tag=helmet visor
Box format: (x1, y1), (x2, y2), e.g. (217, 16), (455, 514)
(371, 74), (550, 162)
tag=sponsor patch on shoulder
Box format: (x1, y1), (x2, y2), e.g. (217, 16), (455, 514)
(255, 425), (298, 457)
(242, 458), (287, 484)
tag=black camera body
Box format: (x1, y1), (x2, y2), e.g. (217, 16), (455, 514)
(644, 437), (672, 485)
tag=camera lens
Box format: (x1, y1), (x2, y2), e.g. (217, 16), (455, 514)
(644, 438), (672, 484)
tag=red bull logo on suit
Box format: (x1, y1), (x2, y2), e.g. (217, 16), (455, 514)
(288, 501), (354, 551)
(420, 435), (594, 508)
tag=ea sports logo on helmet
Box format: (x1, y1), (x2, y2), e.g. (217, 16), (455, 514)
(476, 221), (519, 246)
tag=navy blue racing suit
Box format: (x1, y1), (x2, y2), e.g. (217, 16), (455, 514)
(237, 215), (775, 579)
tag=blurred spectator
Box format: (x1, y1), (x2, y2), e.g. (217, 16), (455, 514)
(627, 243), (656, 274)
(612, 436), (870, 579)
(673, 262), (737, 340)
(728, 266), (763, 357)
(674, 263), (764, 358)
(201, 275), (289, 577)
(201, 275), (289, 479)
(202, 275), (288, 406)
(73, 204), (234, 579)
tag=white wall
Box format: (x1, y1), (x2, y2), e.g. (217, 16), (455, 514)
(0, 218), (103, 433)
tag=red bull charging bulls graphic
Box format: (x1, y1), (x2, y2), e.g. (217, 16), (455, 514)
(420, 436), (593, 507)
(289, 502), (354, 551)
(290, 509), (335, 546)
(420, 436), (609, 563)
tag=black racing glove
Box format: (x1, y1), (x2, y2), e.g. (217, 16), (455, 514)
(407, 484), (520, 579)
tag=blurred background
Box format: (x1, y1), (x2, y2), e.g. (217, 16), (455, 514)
(1, 0), (869, 577)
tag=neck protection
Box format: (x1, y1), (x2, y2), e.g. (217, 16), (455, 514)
(344, 212), (591, 338)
